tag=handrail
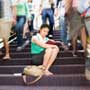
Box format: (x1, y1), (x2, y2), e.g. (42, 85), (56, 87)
(0, 32), (16, 48)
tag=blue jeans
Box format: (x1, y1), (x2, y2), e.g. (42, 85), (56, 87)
(59, 16), (67, 44)
(28, 14), (34, 32)
(42, 8), (54, 35)
(15, 16), (26, 46)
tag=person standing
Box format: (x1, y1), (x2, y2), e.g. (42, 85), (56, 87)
(0, 0), (13, 59)
(78, 0), (90, 80)
(55, 0), (67, 44)
(11, 0), (30, 51)
(78, 0), (90, 43)
(23, 0), (34, 38)
(40, 0), (55, 38)
(65, 0), (86, 56)
(27, 0), (34, 32)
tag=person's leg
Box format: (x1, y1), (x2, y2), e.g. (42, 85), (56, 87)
(43, 48), (52, 67)
(84, 19), (90, 39)
(72, 35), (77, 56)
(48, 9), (54, 36)
(3, 38), (10, 59)
(43, 46), (59, 75)
(23, 22), (29, 39)
(1, 20), (11, 59)
(59, 16), (67, 44)
(28, 14), (34, 32)
(15, 16), (26, 47)
(42, 9), (47, 24)
(80, 27), (86, 51)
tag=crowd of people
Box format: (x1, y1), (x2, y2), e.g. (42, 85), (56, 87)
(0, 0), (90, 76)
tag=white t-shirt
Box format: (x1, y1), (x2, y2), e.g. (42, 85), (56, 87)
(41, 0), (51, 9)
(58, 0), (65, 17)
(32, 33), (49, 43)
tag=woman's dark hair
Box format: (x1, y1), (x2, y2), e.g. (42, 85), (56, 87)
(40, 24), (50, 30)
(33, 24), (50, 35)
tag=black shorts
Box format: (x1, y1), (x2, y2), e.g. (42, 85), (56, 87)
(31, 50), (45, 65)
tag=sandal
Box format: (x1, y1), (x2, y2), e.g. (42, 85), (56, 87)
(3, 56), (11, 60)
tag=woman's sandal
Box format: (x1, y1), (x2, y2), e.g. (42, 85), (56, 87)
(3, 56), (11, 60)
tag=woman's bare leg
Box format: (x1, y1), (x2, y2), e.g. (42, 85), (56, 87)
(3, 39), (10, 59)
(43, 46), (59, 75)
(80, 27), (86, 50)
(72, 35), (77, 56)
(23, 22), (28, 39)
(43, 48), (52, 67)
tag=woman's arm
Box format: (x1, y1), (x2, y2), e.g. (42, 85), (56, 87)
(32, 37), (57, 49)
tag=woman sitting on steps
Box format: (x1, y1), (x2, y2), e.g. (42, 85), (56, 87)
(31, 24), (59, 76)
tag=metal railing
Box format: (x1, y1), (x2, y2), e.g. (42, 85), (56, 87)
(0, 32), (16, 48)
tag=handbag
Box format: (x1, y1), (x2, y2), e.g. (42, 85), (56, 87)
(22, 65), (45, 85)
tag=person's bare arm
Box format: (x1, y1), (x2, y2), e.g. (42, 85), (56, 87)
(64, 0), (72, 13)
(32, 37), (57, 49)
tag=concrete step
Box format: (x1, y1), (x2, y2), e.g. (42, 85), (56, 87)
(0, 86), (90, 90)
(0, 30), (87, 86)
(0, 74), (90, 86)
(2, 48), (84, 57)
(0, 57), (84, 65)
(0, 65), (85, 74)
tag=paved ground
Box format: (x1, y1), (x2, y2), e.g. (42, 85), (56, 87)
(0, 86), (90, 90)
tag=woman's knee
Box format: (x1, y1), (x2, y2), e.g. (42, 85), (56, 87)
(52, 46), (59, 53)
(45, 48), (53, 54)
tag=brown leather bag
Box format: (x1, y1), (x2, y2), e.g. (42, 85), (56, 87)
(22, 65), (45, 85)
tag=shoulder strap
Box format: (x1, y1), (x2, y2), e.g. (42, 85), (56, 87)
(22, 75), (43, 85)
(80, 7), (90, 17)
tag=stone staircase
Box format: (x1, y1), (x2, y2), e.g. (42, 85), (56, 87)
(0, 30), (90, 89)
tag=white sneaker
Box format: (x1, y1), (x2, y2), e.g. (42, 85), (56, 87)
(16, 46), (22, 51)
(48, 35), (53, 38)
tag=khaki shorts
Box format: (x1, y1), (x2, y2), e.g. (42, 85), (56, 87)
(67, 10), (84, 39)
(0, 19), (12, 40)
